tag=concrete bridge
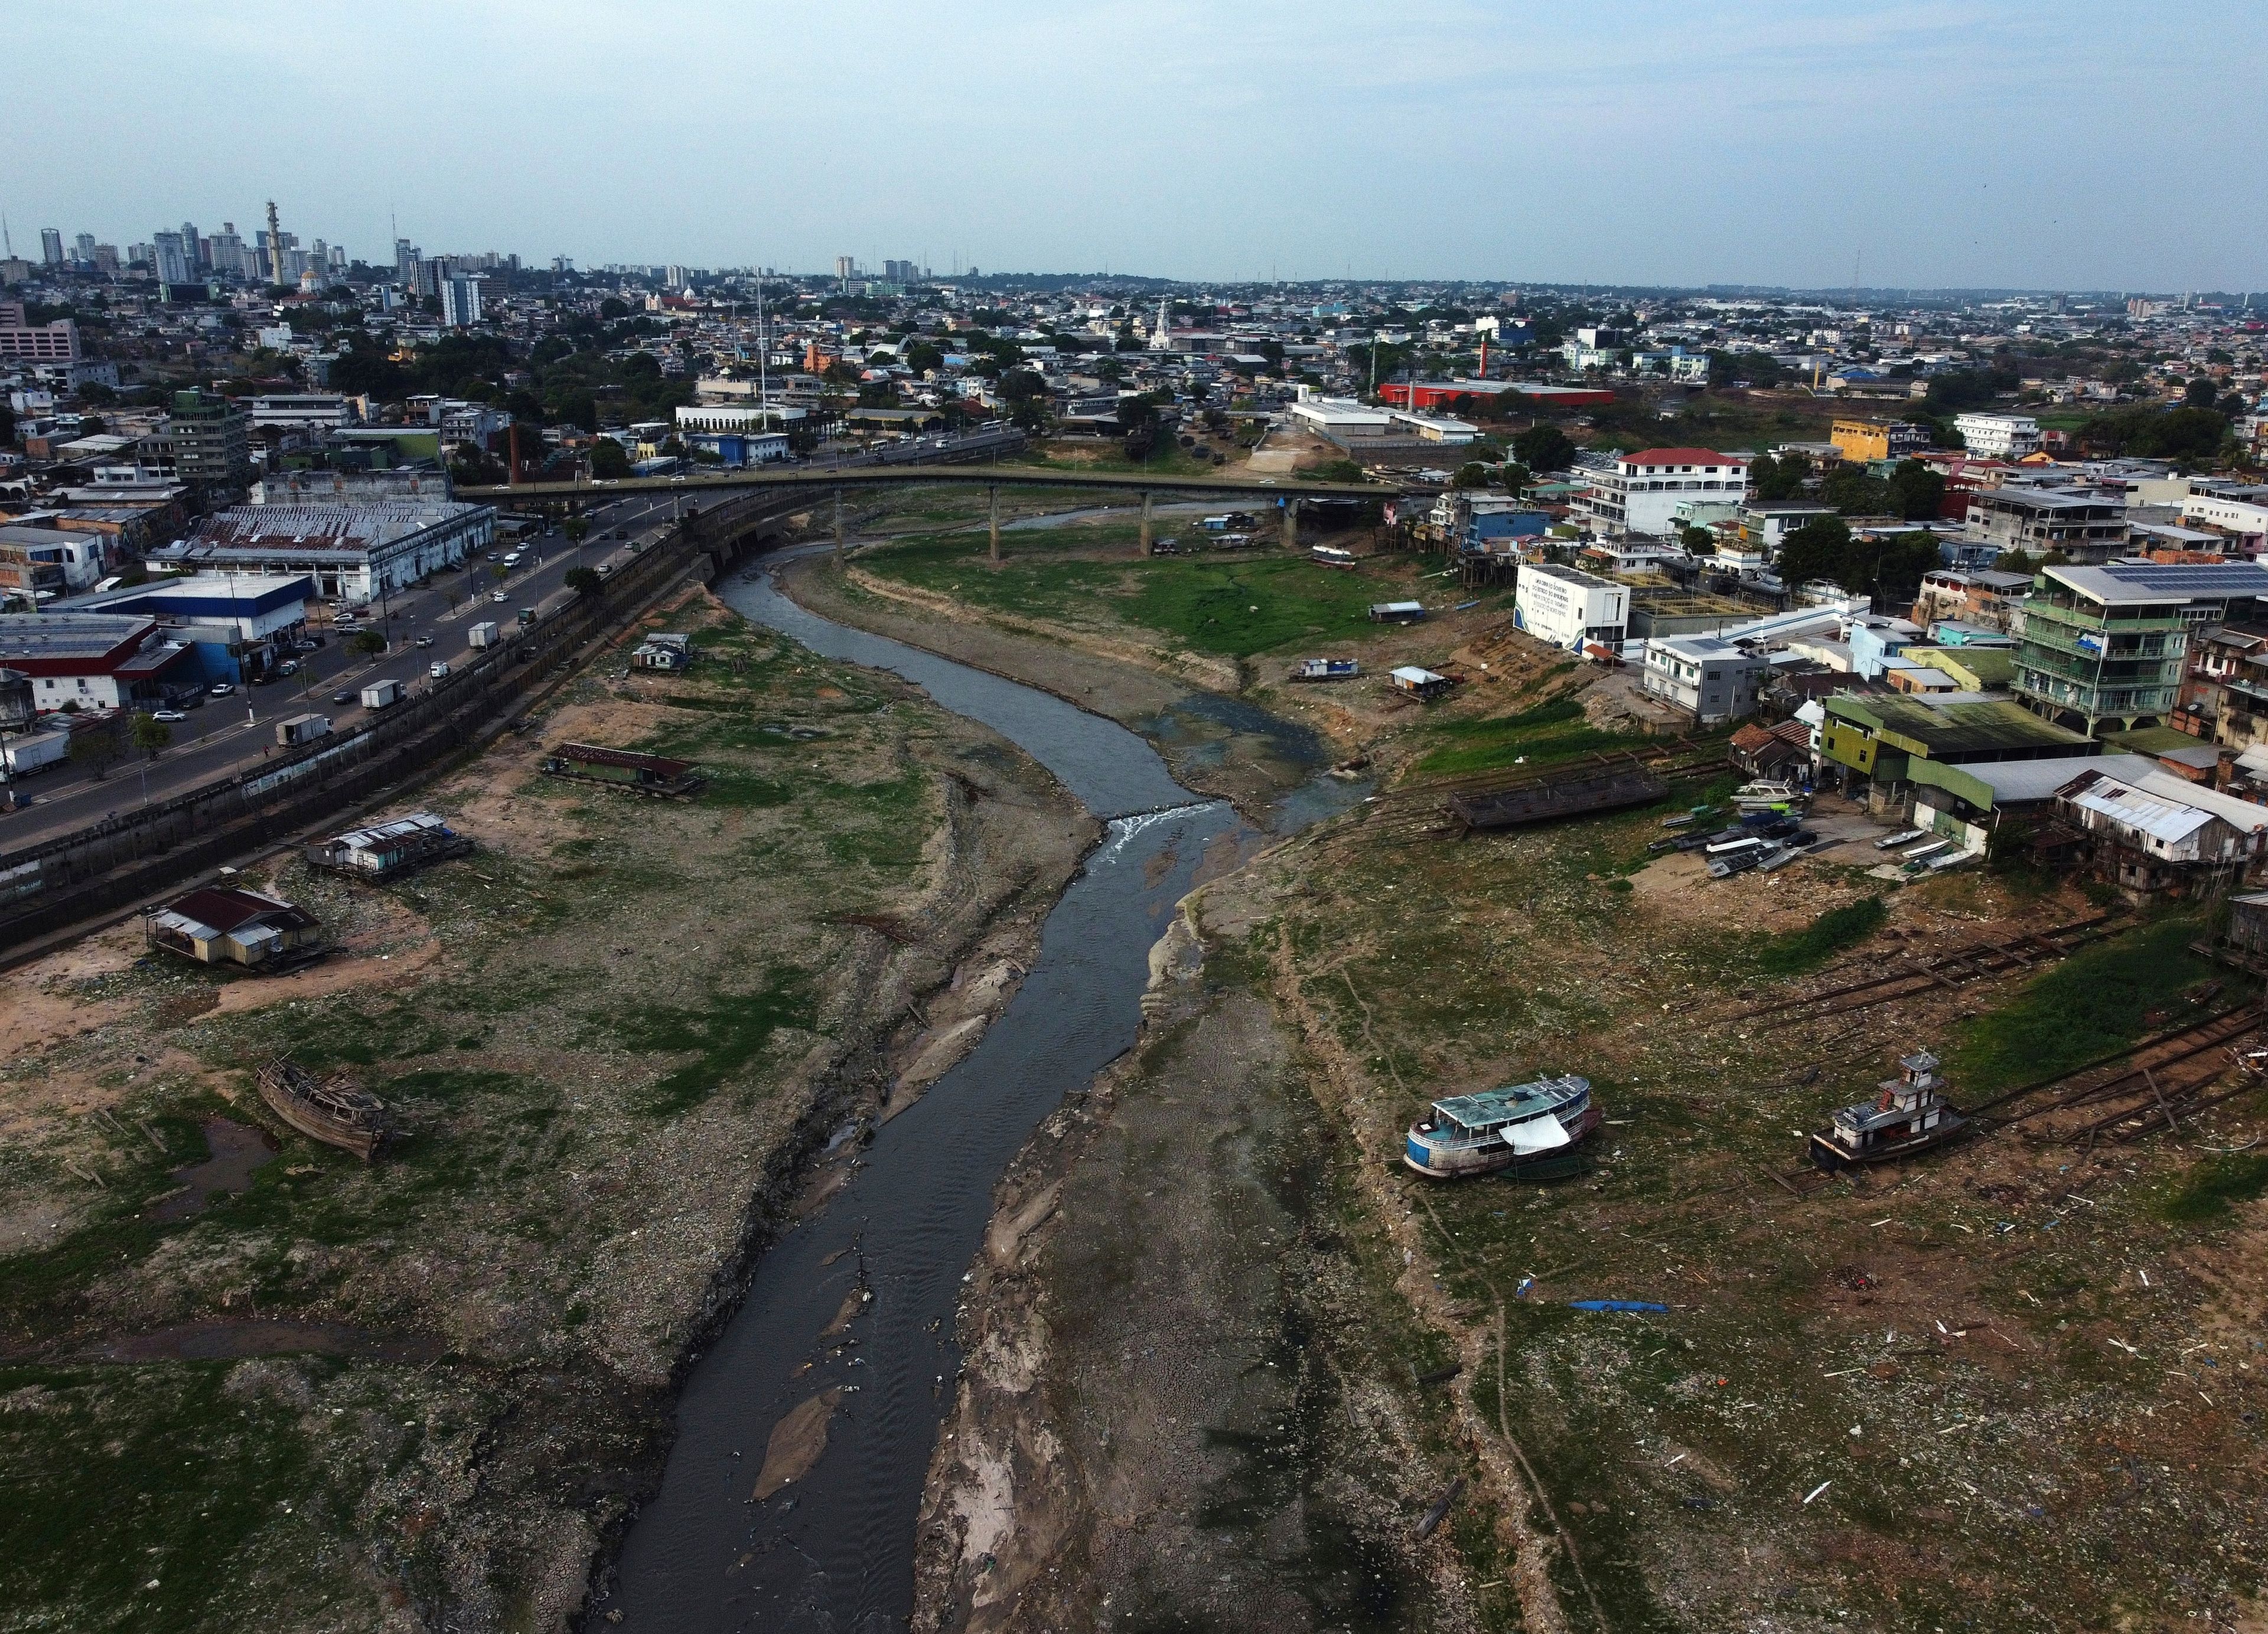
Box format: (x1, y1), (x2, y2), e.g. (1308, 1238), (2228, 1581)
(460, 461), (1397, 559)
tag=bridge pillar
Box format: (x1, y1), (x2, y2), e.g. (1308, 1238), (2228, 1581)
(1282, 497), (1301, 552)
(833, 487), (844, 565)
(1139, 490), (1153, 556)
(988, 486), (1001, 566)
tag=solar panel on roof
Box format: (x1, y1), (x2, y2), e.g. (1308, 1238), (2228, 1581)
(2096, 563), (2268, 591)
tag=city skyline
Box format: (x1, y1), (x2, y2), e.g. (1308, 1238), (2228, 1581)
(6, 0), (2265, 293)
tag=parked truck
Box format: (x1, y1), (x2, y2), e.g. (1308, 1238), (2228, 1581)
(1, 726), (71, 777)
(275, 713), (332, 748)
(360, 679), (405, 710)
(468, 621), (500, 648)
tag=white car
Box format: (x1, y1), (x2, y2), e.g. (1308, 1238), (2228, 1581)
(208, 681), (236, 697)
(429, 661), (452, 679)
(492, 590), (508, 603)
(151, 708), (188, 723)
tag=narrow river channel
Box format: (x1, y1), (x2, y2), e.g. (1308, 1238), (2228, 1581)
(605, 549), (1361, 1632)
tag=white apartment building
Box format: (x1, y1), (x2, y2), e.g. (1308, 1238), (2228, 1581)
(2181, 494), (2268, 554)
(1954, 412), (2042, 458)
(249, 394), (356, 430)
(1514, 562), (1630, 654)
(1571, 447), (1750, 538)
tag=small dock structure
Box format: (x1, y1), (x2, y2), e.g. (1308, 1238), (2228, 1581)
(304, 813), (473, 882)
(540, 741), (706, 798)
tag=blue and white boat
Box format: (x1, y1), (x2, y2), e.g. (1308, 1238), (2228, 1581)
(1403, 1075), (1601, 1179)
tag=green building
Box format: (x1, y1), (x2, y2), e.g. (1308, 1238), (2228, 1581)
(1819, 691), (2095, 807)
(157, 389), (251, 493)
(2013, 562), (2268, 736)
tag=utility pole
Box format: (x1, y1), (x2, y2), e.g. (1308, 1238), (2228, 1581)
(1139, 490), (1153, 557)
(988, 486), (1001, 566)
(833, 487), (844, 566)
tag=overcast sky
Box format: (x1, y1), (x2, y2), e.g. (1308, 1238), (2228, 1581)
(8, 1), (2263, 292)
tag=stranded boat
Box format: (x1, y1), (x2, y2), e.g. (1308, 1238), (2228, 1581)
(1405, 1075), (1601, 1179)
(256, 1057), (392, 1160)
(1809, 1049), (1967, 1170)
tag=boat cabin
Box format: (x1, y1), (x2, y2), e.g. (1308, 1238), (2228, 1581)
(1405, 1074), (1599, 1179)
(1811, 1049), (1966, 1169)
(143, 886), (322, 970)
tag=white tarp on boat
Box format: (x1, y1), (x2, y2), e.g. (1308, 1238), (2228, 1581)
(1503, 1116), (1573, 1154)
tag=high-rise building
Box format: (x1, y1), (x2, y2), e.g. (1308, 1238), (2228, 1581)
(180, 222), (201, 269)
(208, 225), (246, 279)
(395, 238), (418, 285)
(665, 265), (689, 290)
(884, 259), (917, 283)
(152, 231), (192, 286)
(159, 389), (252, 491)
(835, 256), (856, 283)
(40, 229), (63, 266)
(439, 276), (482, 328)
(73, 233), (94, 263)
(93, 245), (119, 274)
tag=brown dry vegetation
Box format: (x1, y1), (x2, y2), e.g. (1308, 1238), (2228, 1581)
(0, 587), (1092, 1633)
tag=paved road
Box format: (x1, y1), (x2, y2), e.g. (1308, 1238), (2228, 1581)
(0, 491), (690, 852)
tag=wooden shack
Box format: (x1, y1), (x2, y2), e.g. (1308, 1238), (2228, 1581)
(304, 813), (473, 882)
(144, 886), (322, 970)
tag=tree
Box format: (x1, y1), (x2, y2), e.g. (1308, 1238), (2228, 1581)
(1511, 423), (1575, 472)
(563, 516), (589, 549)
(2186, 376), (2221, 408)
(1995, 546), (2039, 578)
(565, 567), (602, 596)
(350, 630), (387, 658)
(67, 725), (123, 781)
(1775, 516), (1853, 589)
(905, 340), (943, 376)
(599, 297), (631, 320)
(1502, 461), (1532, 497)
(589, 439), (632, 480)
(1822, 464), (1892, 516)
(1006, 396), (1052, 436)
(1886, 459), (1946, 521)
(1451, 461), (1491, 490)
(1747, 451), (1809, 502)
(131, 713), (172, 761)
(1680, 525), (1716, 555)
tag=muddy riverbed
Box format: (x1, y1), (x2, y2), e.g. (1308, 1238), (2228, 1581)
(602, 553), (1362, 1631)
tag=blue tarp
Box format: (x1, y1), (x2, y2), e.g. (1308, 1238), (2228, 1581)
(1568, 1299), (1670, 1314)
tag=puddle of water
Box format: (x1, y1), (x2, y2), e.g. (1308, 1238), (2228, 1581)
(146, 1118), (277, 1222)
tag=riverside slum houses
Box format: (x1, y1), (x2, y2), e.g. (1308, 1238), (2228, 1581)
(1772, 559), (2268, 896)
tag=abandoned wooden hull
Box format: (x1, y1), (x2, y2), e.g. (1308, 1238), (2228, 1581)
(256, 1059), (389, 1161)
(1808, 1112), (1969, 1171)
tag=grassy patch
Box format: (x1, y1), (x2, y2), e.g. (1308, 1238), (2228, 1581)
(609, 967), (816, 1115)
(2154, 1152), (2268, 1224)
(0, 1362), (347, 1633)
(861, 528), (1403, 657)
(1752, 896), (1886, 976)
(1408, 696), (1641, 780)
(1946, 914), (2215, 1095)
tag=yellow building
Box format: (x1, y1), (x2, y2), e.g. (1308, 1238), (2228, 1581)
(1831, 418), (1929, 464)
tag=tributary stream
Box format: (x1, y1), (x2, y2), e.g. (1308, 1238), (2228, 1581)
(607, 549), (1362, 1632)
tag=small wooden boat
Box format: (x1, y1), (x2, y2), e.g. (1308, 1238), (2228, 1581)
(256, 1057), (391, 1160)
(1405, 1075), (1601, 1179)
(1810, 1050), (1966, 1170)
